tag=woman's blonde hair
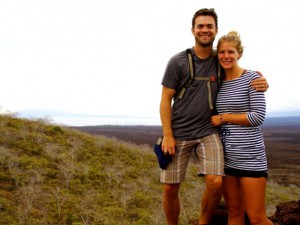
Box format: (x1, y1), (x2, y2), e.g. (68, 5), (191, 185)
(217, 31), (244, 58)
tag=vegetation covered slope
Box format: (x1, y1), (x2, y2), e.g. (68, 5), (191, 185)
(0, 114), (298, 225)
(0, 114), (159, 224)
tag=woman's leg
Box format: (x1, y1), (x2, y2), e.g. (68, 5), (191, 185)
(223, 175), (245, 225)
(240, 177), (274, 225)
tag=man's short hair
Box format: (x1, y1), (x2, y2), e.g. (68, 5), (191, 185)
(192, 8), (218, 29)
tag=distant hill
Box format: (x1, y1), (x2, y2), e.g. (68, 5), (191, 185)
(73, 116), (300, 146)
(16, 109), (300, 126)
(266, 111), (300, 118)
(263, 116), (300, 127)
(73, 116), (300, 187)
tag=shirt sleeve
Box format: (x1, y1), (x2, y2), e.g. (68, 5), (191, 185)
(161, 52), (186, 90)
(246, 71), (266, 126)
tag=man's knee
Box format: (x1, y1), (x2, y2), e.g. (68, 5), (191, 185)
(205, 175), (223, 193)
(163, 183), (180, 197)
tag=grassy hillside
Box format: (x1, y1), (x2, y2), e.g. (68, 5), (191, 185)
(0, 114), (298, 225)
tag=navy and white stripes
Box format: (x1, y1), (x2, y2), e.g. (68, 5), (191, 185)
(216, 70), (267, 171)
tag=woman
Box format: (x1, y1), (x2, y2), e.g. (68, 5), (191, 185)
(211, 31), (274, 225)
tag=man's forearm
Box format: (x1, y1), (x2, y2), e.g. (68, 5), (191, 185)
(160, 98), (177, 155)
(160, 99), (173, 137)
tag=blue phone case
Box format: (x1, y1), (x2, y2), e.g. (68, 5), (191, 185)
(153, 137), (172, 170)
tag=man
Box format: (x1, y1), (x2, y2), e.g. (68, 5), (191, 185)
(159, 8), (268, 225)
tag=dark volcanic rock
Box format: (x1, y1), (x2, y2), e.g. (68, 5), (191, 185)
(209, 202), (228, 225)
(191, 200), (300, 225)
(270, 199), (300, 225)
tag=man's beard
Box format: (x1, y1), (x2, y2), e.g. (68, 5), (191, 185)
(195, 36), (215, 47)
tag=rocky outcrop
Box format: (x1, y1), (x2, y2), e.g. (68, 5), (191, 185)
(191, 199), (300, 225)
(270, 199), (300, 225)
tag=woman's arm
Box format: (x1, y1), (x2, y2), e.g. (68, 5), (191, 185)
(211, 72), (266, 127)
(211, 113), (251, 126)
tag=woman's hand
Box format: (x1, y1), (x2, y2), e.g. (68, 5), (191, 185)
(211, 114), (223, 126)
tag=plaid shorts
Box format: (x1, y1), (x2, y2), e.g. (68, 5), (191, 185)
(160, 133), (224, 184)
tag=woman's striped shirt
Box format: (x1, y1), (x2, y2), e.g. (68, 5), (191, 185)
(216, 70), (267, 171)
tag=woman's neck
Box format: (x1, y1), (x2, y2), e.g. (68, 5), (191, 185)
(224, 66), (245, 81)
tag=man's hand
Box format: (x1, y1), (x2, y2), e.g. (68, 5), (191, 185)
(251, 71), (269, 92)
(162, 135), (176, 156)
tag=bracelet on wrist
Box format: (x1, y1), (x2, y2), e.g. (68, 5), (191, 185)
(220, 114), (224, 124)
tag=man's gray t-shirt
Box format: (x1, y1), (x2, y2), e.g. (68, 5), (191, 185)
(162, 48), (219, 140)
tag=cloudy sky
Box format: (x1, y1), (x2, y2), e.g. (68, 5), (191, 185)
(0, 0), (299, 125)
